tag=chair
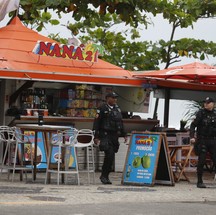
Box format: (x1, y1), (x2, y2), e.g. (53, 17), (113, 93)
(0, 126), (34, 182)
(0, 126), (17, 180)
(169, 144), (193, 182)
(0, 126), (11, 165)
(45, 128), (80, 185)
(74, 129), (95, 185)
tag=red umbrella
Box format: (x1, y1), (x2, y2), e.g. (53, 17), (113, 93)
(131, 62), (216, 127)
(142, 77), (216, 91)
(133, 62), (216, 84)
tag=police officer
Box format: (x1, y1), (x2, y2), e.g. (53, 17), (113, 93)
(93, 92), (127, 184)
(190, 97), (216, 188)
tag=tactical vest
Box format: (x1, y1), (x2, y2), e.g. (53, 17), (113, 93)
(103, 105), (123, 131)
(198, 109), (216, 137)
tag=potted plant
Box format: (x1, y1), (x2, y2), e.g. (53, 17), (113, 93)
(180, 119), (187, 131)
(183, 100), (203, 129)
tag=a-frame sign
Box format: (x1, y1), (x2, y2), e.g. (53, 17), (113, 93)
(121, 131), (175, 186)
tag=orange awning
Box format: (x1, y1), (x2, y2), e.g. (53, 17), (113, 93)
(132, 62), (216, 91)
(133, 62), (216, 83)
(142, 78), (216, 91)
(0, 17), (142, 87)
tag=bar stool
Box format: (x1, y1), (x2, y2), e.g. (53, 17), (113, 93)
(45, 128), (80, 185)
(0, 126), (17, 180)
(74, 129), (95, 185)
(0, 126), (10, 164)
(0, 126), (34, 182)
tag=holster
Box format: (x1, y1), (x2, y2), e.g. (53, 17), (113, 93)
(99, 136), (110, 151)
(194, 141), (200, 156)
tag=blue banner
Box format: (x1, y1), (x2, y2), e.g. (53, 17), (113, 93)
(23, 131), (76, 169)
(123, 133), (161, 185)
(23, 131), (47, 169)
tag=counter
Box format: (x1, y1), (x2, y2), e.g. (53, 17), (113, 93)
(13, 116), (159, 134)
(13, 116), (159, 171)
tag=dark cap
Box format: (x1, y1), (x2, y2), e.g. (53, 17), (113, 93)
(204, 97), (214, 103)
(106, 92), (118, 98)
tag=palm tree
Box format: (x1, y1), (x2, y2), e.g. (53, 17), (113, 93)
(183, 100), (203, 129)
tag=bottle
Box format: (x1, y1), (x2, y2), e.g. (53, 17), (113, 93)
(38, 115), (44, 126)
(126, 164), (131, 180)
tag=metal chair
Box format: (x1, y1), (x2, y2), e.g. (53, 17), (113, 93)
(0, 126), (34, 182)
(45, 128), (80, 185)
(0, 126), (17, 180)
(74, 129), (95, 185)
(0, 126), (11, 165)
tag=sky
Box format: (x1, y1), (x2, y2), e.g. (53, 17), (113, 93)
(136, 14), (216, 129)
(1, 12), (216, 129)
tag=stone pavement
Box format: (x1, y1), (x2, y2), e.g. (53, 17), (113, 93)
(0, 170), (216, 206)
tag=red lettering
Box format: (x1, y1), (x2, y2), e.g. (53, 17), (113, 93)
(38, 42), (51, 55)
(49, 43), (62, 57)
(72, 47), (84, 60)
(135, 137), (154, 146)
(85, 51), (93, 61)
(34, 41), (99, 62)
(94, 50), (99, 62)
(62, 45), (74, 58)
(136, 135), (149, 139)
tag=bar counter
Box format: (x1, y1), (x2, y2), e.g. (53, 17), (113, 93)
(13, 116), (159, 134)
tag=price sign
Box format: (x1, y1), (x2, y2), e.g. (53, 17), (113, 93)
(122, 131), (174, 186)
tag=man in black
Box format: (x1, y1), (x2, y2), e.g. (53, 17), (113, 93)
(190, 97), (216, 188)
(93, 92), (127, 184)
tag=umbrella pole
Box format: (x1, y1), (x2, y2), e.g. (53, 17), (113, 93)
(153, 98), (159, 120)
(164, 88), (170, 128)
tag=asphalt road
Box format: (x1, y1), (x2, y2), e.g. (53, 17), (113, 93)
(0, 202), (216, 215)
(0, 172), (216, 215)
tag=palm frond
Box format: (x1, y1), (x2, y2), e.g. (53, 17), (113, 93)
(183, 100), (203, 126)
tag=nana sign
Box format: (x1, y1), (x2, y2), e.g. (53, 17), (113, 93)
(33, 41), (104, 63)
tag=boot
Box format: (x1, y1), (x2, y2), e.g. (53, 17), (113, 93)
(197, 174), (206, 188)
(100, 172), (112, 185)
(105, 174), (112, 184)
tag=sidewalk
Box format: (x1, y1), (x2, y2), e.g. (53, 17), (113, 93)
(0, 170), (216, 206)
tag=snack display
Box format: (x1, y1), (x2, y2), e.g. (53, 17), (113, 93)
(63, 84), (103, 117)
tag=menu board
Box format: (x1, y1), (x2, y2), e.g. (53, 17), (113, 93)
(23, 130), (47, 169)
(50, 135), (76, 168)
(122, 131), (174, 186)
(23, 131), (76, 169)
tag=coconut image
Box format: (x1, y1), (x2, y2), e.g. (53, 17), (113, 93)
(132, 156), (141, 168)
(141, 154), (151, 169)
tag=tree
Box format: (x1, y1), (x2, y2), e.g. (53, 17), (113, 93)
(17, 0), (161, 29)
(10, 0), (216, 70)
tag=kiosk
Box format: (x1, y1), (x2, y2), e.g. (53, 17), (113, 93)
(0, 17), (159, 171)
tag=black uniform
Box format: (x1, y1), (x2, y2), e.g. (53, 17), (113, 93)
(93, 103), (126, 180)
(190, 108), (216, 178)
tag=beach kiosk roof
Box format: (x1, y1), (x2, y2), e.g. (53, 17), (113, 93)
(0, 17), (142, 87)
